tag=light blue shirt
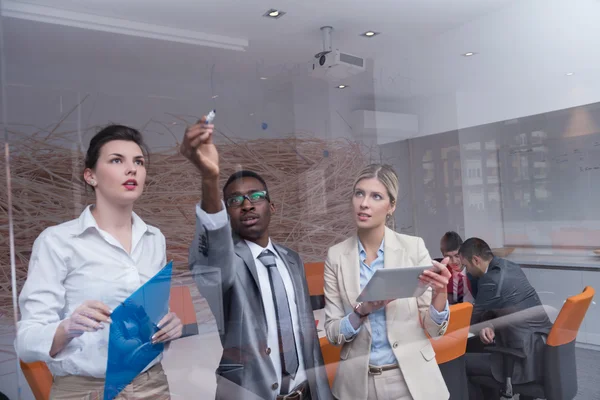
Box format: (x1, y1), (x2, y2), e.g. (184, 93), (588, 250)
(340, 239), (449, 366)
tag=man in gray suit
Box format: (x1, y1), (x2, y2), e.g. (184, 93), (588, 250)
(180, 118), (332, 400)
(459, 238), (552, 400)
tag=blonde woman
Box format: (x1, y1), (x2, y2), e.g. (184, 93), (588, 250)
(323, 164), (452, 400)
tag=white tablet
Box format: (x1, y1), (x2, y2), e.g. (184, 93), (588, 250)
(356, 266), (433, 302)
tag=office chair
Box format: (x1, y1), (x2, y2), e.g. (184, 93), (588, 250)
(20, 360), (52, 400)
(305, 261), (340, 388)
(304, 262), (326, 310)
(319, 336), (342, 388)
(471, 286), (595, 400)
(430, 302), (473, 399)
(169, 285), (199, 338)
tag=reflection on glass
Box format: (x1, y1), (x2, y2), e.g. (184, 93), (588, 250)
(2, 1), (600, 399)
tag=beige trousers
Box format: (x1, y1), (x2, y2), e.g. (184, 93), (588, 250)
(49, 363), (170, 400)
(367, 367), (414, 400)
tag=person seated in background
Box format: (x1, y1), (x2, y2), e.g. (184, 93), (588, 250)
(439, 231), (475, 305)
(459, 238), (552, 400)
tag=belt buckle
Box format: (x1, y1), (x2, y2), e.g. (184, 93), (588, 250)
(369, 366), (383, 376)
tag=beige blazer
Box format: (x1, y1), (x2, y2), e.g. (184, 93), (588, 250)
(323, 228), (450, 400)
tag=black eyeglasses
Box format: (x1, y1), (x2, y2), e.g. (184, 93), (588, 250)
(225, 190), (270, 208)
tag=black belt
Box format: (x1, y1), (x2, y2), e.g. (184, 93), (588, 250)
(276, 380), (310, 400)
(368, 364), (399, 375)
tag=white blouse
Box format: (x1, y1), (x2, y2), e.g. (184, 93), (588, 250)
(16, 205), (167, 378)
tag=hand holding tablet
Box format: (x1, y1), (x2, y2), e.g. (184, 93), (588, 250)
(419, 257), (451, 293)
(357, 266), (433, 302)
(356, 258), (451, 303)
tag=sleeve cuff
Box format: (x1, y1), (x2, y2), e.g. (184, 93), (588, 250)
(18, 321), (81, 363)
(340, 313), (361, 340)
(429, 301), (449, 326)
(51, 340), (81, 362)
(195, 201), (228, 230)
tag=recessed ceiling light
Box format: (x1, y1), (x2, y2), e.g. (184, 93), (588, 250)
(260, 77), (268, 80)
(566, 72), (574, 76)
(361, 31), (380, 38)
(212, 95), (219, 99)
(264, 9), (286, 19)
(336, 84), (348, 89)
(462, 52), (476, 57)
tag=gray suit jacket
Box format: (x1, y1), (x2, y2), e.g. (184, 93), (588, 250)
(471, 257), (552, 385)
(189, 209), (332, 400)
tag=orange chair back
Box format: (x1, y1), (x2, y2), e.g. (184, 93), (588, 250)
(20, 360), (52, 400)
(430, 302), (473, 364)
(169, 285), (199, 335)
(547, 286), (595, 347)
(169, 285), (199, 337)
(305, 262), (325, 296)
(20, 286), (197, 398)
(319, 336), (341, 388)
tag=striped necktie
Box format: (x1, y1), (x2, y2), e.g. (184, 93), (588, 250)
(257, 249), (299, 391)
(456, 272), (464, 303)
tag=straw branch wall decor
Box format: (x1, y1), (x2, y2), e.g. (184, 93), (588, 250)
(1, 129), (369, 317)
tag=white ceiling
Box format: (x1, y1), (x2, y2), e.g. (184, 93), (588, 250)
(9, 0), (514, 58)
(3, 0), (600, 133)
(2, 0), (519, 82)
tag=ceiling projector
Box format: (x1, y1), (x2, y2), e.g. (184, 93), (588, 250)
(309, 26), (366, 81)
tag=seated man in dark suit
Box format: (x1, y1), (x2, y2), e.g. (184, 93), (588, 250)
(459, 238), (552, 400)
(440, 231), (476, 305)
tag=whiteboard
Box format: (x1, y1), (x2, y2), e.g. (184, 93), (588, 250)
(499, 131), (600, 247)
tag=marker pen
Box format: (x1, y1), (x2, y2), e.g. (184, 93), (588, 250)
(206, 109), (216, 124)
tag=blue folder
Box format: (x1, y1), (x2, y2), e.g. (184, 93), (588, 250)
(104, 261), (173, 400)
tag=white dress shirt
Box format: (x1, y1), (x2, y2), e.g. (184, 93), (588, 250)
(17, 205), (167, 378)
(196, 203), (307, 392)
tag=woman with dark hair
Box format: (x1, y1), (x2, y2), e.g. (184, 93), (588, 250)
(16, 125), (182, 399)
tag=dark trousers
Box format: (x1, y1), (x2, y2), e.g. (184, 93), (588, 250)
(465, 353), (500, 400)
(466, 336), (488, 353)
(439, 357), (469, 399)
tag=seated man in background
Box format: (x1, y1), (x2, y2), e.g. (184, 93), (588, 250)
(459, 238), (552, 400)
(440, 231), (475, 304)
